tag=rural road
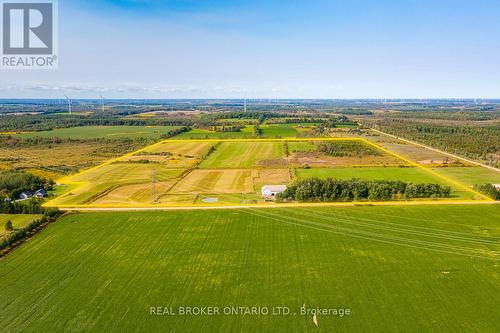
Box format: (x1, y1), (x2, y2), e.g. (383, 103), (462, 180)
(57, 200), (499, 212)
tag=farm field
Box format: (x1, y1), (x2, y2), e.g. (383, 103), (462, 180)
(259, 123), (318, 137)
(52, 163), (185, 206)
(0, 214), (42, 237)
(199, 141), (285, 169)
(45, 138), (495, 208)
(430, 167), (500, 186)
(13, 126), (181, 139)
(0, 205), (499, 332)
(296, 166), (446, 183)
(170, 169), (255, 194)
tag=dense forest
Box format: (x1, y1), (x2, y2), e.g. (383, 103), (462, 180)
(385, 110), (500, 121)
(368, 119), (500, 167)
(0, 114), (194, 131)
(278, 178), (451, 202)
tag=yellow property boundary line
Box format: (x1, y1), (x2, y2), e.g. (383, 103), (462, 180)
(44, 137), (494, 210)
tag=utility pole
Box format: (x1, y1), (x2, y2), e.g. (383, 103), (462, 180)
(151, 168), (157, 203)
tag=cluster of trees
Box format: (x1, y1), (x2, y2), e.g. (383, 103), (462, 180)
(0, 198), (45, 214)
(254, 124), (262, 136)
(277, 178), (451, 202)
(210, 125), (243, 133)
(0, 170), (53, 199)
(317, 141), (381, 157)
(335, 109), (373, 116)
(473, 184), (500, 200)
(0, 209), (62, 256)
(160, 126), (191, 139)
(369, 119), (499, 167)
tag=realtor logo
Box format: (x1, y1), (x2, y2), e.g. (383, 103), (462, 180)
(1, 0), (58, 69)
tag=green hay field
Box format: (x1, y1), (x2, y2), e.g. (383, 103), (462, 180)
(1, 205), (499, 332)
(296, 166), (444, 182)
(14, 126), (181, 139)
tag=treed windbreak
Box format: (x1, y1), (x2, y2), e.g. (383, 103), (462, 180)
(278, 178), (452, 202)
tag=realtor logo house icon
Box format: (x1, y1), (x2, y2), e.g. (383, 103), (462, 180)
(1, 1), (58, 69)
(2, 2), (53, 54)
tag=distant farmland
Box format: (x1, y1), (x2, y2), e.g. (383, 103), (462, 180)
(1, 205), (499, 332)
(14, 125), (181, 139)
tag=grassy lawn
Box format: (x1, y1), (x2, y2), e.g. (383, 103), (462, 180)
(199, 142), (285, 169)
(0, 205), (499, 332)
(14, 126), (181, 140)
(430, 167), (500, 186)
(0, 214), (42, 237)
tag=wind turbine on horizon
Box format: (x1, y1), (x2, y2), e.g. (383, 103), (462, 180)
(64, 95), (72, 114)
(99, 93), (105, 113)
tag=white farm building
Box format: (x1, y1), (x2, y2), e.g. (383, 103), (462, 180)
(261, 185), (287, 200)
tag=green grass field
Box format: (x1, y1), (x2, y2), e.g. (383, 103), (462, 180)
(1, 205), (499, 332)
(430, 167), (500, 186)
(0, 214), (42, 237)
(296, 167), (444, 183)
(14, 126), (182, 139)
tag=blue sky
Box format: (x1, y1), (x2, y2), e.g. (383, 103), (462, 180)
(1, 0), (499, 98)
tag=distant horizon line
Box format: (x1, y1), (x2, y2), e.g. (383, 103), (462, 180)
(1, 98), (500, 102)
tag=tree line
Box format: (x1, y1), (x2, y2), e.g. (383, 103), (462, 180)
(0, 114), (194, 131)
(277, 178), (452, 202)
(472, 184), (500, 200)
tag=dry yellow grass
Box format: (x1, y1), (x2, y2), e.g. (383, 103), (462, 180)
(92, 181), (177, 205)
(253, 169), (292, 190)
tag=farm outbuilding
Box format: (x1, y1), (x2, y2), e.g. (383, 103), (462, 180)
(261, 185), (287, 200)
